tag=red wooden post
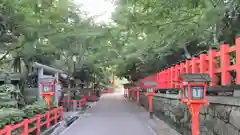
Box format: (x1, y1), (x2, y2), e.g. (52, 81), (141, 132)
(179, 62), (184, 88)
(54, 108), (58, 124)
(208, 49), (217, 86)
(200, 53), (207, 73)
(5, 125), (12, 135)
(185, 59), (190, 73)
(162, 70), (165, 88)
(137, 90), (140, 104)
(164, 70), (167, 88)
(171, 67), (175, 88)
(59, 107), (64, 121)
(175, 65), (179, 88)
(165, 69), (167, 88)
(36, 115), (41, 135)
(23, 119), (29, 135)
(83, 97), (86, 106)
(167, 68), (170, 88)
(180, 62), (184, 74)
(149, 96), (152, 113)
(132, 89), (135, 98)
(46, 111), (50, 128)
(189, 104), (201, 135)
(148, 95), (153, 118)
(170, 67), (173, 88)
(192, 57), (198, 73)
(158, 72), (161, 89)
(220, 44), (231, 85)
(236, 36), (240, 84)
(157, 72), (160, 88)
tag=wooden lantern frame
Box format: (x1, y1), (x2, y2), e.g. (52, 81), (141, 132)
(178, 73), (212, 135)
(40, 83), (55, 109)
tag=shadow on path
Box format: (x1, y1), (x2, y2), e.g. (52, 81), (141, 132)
(61, 91), (180, 135)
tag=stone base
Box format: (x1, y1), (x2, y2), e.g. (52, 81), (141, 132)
(150, 112), (153, 119)
(233, 89), (240, 97)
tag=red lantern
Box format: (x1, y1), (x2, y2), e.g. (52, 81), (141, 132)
(178, 73), (211, 135)
(41, 83), (55, 109)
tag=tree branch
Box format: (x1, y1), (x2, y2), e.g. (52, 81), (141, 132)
(154, 14), (201, 29)
(0, 44), (24, 62)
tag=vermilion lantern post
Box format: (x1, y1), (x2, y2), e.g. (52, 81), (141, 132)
(136, 86), (140, 104)
(142, 81), (156, 118)
(179, 73), (211, 135)
(41, 83), (55, 109)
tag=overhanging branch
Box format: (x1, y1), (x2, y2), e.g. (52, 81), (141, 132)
(0, 44), (24, 62)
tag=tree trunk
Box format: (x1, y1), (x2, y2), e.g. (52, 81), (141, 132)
(183, 45), (191, 59)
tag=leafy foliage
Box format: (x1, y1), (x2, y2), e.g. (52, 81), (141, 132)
(109, 0), (240, 81)
(22, 102), (48, 118)
(0, 108), (25, 128)
(0, 0), (239, 101)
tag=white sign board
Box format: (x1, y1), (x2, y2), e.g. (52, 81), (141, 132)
(184, 87), (188, 98)
(191, 86), (204, 99)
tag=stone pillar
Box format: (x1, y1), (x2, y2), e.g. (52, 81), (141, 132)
(67, 84), (71, 111)
(73, 100), (77, 111)
(54, 72), (59, 105)
(38, 67), (44, 99)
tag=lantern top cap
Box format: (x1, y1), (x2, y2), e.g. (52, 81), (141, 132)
(179, 73), (212, 83)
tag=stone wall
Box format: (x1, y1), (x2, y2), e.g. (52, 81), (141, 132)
(139, 93), (240, 135)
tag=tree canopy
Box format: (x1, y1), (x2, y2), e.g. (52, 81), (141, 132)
(1, 0), (240, 85)
(111, 0), (240, 81)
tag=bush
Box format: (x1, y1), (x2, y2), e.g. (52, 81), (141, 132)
(22, 101), (48, 118)
(0, 84), (55, 130)
(0, 108), (25, 129)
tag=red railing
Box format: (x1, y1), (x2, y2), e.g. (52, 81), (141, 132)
(103, 90), (113, 93)
(0, 107), (63, 135)
(59, 97), (87, 109)
(142, 36), (240, 89)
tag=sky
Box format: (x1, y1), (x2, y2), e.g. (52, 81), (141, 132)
(74, 0), (116, 24)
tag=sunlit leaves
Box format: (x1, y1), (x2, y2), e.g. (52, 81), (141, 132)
(111, 0), (240, 81)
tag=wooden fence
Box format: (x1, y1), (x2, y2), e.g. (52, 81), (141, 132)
(0, 107), (63, 135)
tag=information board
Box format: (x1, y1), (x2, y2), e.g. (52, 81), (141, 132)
(147, 88), (153, 93)
(191, 86), (204, 100)
(184, 87), (188, 98)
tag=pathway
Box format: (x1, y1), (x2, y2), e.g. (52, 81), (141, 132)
(61, 90), (181, 135)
